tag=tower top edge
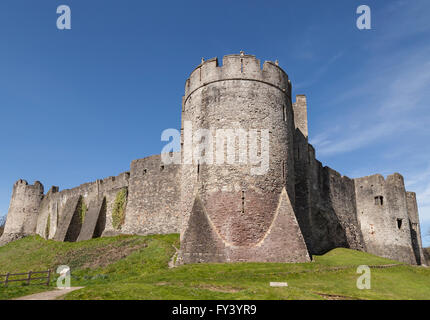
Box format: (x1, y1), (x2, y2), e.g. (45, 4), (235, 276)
(184, 53), (290, 98)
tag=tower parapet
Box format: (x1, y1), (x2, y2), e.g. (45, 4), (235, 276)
(0, 52), (425, 267)
(178, 53), (310, 264)
(184, 53), (290, 105)
(0, 179), (44, 244)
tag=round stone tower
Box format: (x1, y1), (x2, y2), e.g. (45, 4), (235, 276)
(178, 53), (310, 264)
(0, 179), (44, 244)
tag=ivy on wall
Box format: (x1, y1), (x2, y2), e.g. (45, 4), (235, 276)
(77, 198), (88, 225)
(112, 189), (127, 230)
(45, 214), (50, 238)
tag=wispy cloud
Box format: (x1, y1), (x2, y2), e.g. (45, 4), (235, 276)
(307, 1), (430, 244)
(294, 51), (344, 90)
(311, 45), (430, 157)
(377, 0), (430, 42)
(312, 46), (430, 231)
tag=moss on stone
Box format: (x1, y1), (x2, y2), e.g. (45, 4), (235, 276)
(45, 214), (50, 238)
(77, 198), (88, 225)
(112, 189), (127, 230)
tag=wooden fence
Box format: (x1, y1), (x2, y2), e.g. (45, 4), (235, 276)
(0, 270), (51, 286)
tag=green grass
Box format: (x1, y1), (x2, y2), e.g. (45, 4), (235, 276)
(0, 234), (429, 300)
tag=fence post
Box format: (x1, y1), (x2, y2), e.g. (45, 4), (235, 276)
(46, 269), (51, 286)
(5, 273), (10, 286)
(27, 271), (32, 285)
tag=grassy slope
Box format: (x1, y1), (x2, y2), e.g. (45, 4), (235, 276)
(0, 235), (429, 300)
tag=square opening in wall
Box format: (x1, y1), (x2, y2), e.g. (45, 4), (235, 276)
(374, 196), (383, 205)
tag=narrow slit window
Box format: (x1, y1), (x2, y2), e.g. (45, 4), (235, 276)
(240, 59), (244, 73)
(397, 218), (403, 229)
(282, 161), (285, 179)
(160, 165), (165, 172)
(283, 105), (287, 122)
(197, 161), (200, 179)
(143, 169), (147, 175)
(241, 191), (245, 213)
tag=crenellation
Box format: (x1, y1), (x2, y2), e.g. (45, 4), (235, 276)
(0, 52), (425, 266)
(1, 180), (44, 244)
(261, 61), (289, 93)
(185, 54), (290, 104)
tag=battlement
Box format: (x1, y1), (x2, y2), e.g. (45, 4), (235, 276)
(386, 172), (405, 185)
(184, 52), (290, 102)
(1, 52), (424, 266)
(46, 186), (59, 196)
(15, 179), (28, 186)
(13, 180), (44, 194)
(98, 171), (130, 193)
(295, 95), (307, 103)
(354, 172), (405, 188)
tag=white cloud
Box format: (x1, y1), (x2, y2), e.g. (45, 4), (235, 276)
(308, 2), (430, 244)
(313, 44), (430, 156)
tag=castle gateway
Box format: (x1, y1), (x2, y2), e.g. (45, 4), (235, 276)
(0, 53), (426, 266)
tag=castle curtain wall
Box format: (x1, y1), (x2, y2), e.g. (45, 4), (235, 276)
(0, 54), (425, 266)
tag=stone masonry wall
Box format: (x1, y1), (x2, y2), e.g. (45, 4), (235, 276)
(178, 53), (310, 263)
(35, 172), (130, 241)
(0, 180), (44, 245)
(0, 53), (425, 266)
(306, 146), (364, 255)
(354, 174), (417, 264)
(293, 95), (313, 253)
(406, 192), (426, 265)
(122, 154), (181, 235)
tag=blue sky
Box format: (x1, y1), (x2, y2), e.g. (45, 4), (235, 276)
(0, 0), (429, 246)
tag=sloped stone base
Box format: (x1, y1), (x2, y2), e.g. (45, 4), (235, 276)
(178, 188), (310, 264)
(53, 196), (80, 241)
(77, 198), (104, 241)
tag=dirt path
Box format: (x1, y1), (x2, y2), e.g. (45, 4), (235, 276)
(13, 287), (84, 300)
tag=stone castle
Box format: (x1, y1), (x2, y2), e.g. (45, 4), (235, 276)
(0, 53), (426, 265)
